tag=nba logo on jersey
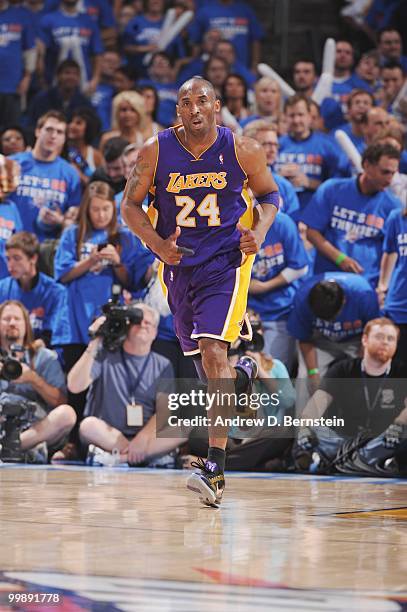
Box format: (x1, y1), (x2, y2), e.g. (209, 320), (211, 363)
(170, 271), (174, 282)
(219, 154), (224, 165)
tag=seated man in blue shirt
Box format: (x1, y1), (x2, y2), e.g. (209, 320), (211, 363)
(68, 303), (183, 466)
(0, 300), (74, 463)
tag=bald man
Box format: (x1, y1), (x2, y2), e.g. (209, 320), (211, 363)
(122, 77), (279, 507)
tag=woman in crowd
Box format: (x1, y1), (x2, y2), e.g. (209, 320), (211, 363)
(241, 77), (282, 129)
(100, 90), (147, 150)
(67, 108), (103, 188)
(54, 181), (139, 369)
(221, 73), (250, 123)
(138, 85), (164, 140)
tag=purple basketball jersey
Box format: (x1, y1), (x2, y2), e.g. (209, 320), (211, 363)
(149, 125), (249, 266)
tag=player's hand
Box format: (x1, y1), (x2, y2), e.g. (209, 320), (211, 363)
(237, 223), (264, 255)
(155, 226), (184, 265)
(338, 256), (364, 274)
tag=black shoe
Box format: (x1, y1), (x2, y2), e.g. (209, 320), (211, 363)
(187, 458), (225, 507)
(234, 355), (258, 416)
(235, 355), (258, 384)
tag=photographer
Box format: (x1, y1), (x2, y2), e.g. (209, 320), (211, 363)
(0, 300), (74, 463)
(294, 318), (407, 476)
(68, 303), (183, 466)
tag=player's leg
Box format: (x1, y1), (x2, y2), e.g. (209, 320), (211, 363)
(185, 252), (257, 506)
(186, 338), (230, 506)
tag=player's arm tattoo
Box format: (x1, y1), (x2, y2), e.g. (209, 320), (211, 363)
(125, 154), (151, 205)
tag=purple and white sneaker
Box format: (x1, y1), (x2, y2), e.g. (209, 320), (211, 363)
(187, 458), (225, 507)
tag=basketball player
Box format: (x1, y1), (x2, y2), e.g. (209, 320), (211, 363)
(122, 77), (279, 506)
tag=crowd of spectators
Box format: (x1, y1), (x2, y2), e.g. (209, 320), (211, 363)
(0, 0), (406, 475)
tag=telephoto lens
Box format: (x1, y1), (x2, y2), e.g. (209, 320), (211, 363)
(1, 357), (22, 381)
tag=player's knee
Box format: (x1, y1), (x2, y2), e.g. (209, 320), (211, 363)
(200, 340), (229, 377)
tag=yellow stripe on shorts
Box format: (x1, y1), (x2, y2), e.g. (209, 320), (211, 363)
(157, 261), (167, 299)
(221, 252), (255, 343)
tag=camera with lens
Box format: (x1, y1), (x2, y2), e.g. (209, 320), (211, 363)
(0, 345), (24, 381)
(0, 400), (36, 462)
(89, 285), (144, 351)
(229, 319), (265, 356)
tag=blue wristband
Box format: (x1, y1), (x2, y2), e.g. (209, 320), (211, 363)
(256, 191), (280, 210)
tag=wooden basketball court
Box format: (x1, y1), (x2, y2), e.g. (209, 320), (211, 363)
(0, 465), (406, 611)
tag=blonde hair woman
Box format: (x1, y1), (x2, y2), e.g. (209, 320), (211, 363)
(241, 77), (283, 130)
(99, 91), (147, 150)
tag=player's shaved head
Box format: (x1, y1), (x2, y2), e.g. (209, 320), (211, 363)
(177, 77), (216, 102)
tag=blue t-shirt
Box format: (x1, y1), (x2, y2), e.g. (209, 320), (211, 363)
(332, 74), (371, 114)
(39, 10), (103, 85)
(0, 272), (70, 346)
(123, 14), (185, 77)
(54, 225), (142, 343)
(9, 152), (82, 242)
(0, 199), (23, 279)
(137, 78), (178, 127)
(383, 209), (407, 323)
(85, 348), (174, 436)
(91, 82), (115, 132)
(0, 6), (35, 93)
(300, 177), (401, 287)
(287, 272), (380, 342)
(44, 0), (115, 28)
(189, 0), (264, 67)
(272, 172), (300, 219)
(248, 212), (308, 321)
(275, 130), (340, 212)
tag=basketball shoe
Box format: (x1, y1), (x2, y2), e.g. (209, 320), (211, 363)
(234, 355), (258, 417)
(187, 458), (225, 507)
